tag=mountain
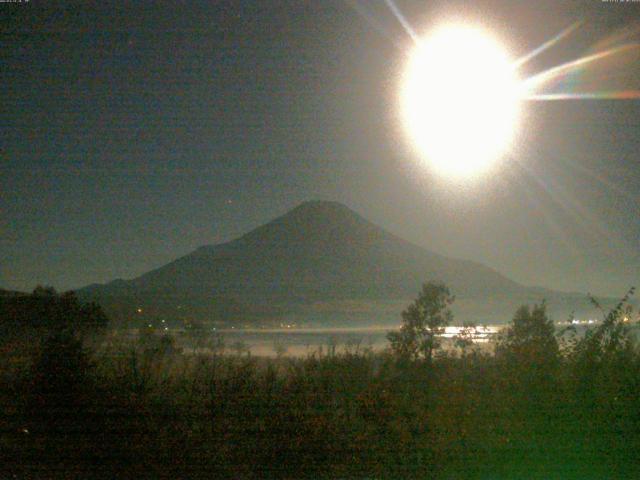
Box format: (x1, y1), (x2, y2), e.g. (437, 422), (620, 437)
(78, 201), (605, 325)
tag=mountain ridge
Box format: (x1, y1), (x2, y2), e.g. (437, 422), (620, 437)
(77, 200), (606, 325)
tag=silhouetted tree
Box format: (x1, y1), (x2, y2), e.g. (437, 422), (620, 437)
(577, 287), (636, 362)
(496, 302), (559, 367)
(454, 321), (480, 356)
(0, 286), (108, 332)
(30, 329), (92, 408)
(569, 287), (636, 398)
(0, 287), (109, 443)
(387, 282), (454, 362)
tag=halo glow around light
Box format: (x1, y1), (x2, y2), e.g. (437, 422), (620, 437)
(401, 25), (521, 179)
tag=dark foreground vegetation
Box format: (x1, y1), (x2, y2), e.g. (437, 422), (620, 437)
(1, 285), (639, 479)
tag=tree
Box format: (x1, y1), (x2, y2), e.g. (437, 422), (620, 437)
(569, 287), (636, 388)
(0, 286), (108, 332)
(454, 321), (480, 356)
(387, 282), (454, 362)
(578, 287), (636, 361)
(496, 302), (559, 367)
(495, 303), (560, 413)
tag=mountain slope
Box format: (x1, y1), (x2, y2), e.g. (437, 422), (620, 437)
(78, 201), (600, 324)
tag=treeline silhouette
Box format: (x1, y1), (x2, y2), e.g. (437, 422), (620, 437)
(0, 286), (108, 331)
(0, 285), (638, 479)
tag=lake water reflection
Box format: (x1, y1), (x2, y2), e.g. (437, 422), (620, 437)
(177, 322), (633, 358)
(184, 325), (503, 357)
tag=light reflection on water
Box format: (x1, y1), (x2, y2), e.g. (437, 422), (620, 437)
(184, 325), (503, 357)
(179, 323), (635, 358)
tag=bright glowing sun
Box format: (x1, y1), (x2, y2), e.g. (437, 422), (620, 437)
(401, 25), (521, 178)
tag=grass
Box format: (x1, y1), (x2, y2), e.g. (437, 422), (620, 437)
(1, 325), (640, 479)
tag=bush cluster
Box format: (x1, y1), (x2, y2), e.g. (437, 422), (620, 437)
(0, 286), (638, 478)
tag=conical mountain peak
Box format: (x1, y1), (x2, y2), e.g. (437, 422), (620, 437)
(236, 200), (392, 255)
(78, 199), (596, 325)
(274, 200), (370, 229)
(288, 200), (357, 216)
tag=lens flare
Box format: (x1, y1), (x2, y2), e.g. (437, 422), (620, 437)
(362, 0), (640, 185)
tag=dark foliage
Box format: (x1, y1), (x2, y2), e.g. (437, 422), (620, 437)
(496, 302), (559, 367)
(0, 286), (638, 478)
(387, 282), (454, 362)
(0, 286), (108, 332)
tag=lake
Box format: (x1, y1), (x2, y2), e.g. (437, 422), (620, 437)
(181, 325), (503, 357)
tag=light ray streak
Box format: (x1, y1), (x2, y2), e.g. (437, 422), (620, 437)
(520, 147), (628, 257)
(514, 21), (582, 68)
(522, 44), (640, 92)
(524, 91), (640, 100)
(383, 0), (419, 43)
(507, 159), (581, 257)
(543, 171), (621, 255)
(344, 0), (404, 49)
(558, 156), (639, 206)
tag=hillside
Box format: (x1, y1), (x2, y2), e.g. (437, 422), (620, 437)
(78, 201), (605, 325)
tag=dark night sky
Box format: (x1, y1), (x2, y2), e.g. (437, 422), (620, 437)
(2, 0), (639, 297)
